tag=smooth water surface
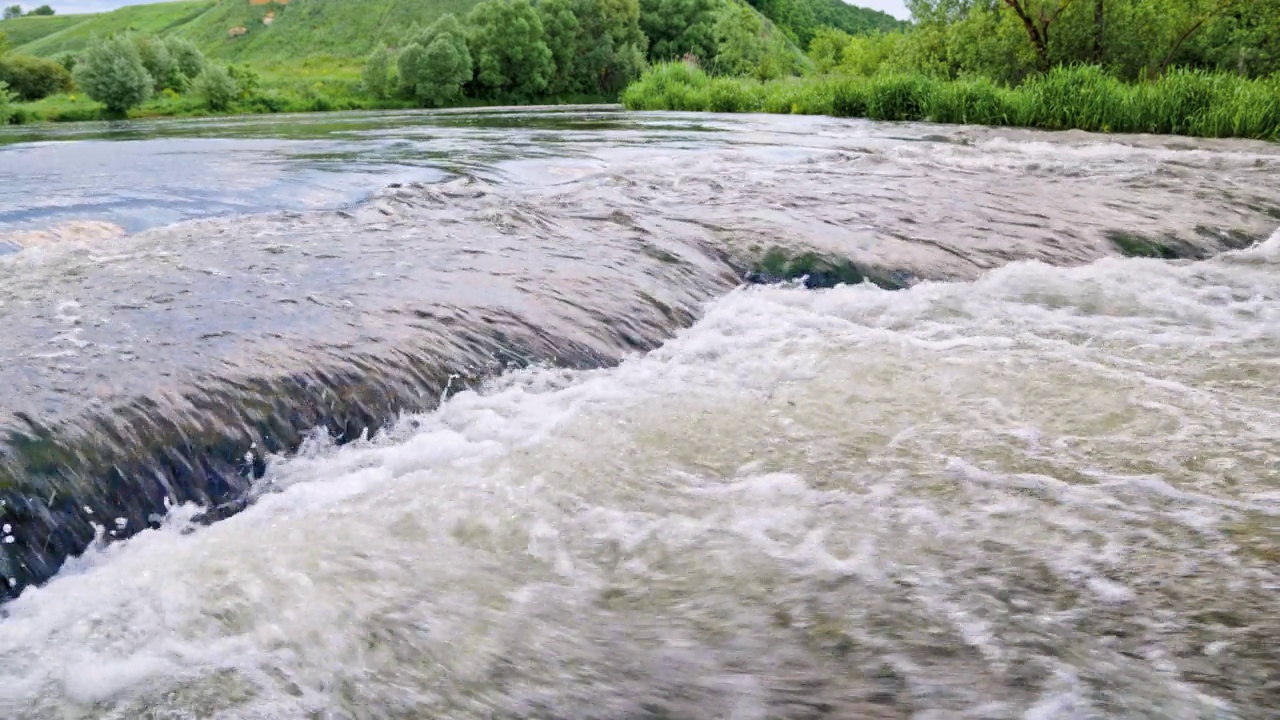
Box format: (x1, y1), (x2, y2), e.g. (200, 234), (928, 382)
(0, 107), (1277, 719)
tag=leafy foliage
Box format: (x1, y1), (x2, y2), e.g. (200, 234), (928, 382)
(74, 36), (153, 113)
(0, 79), (12, 123)
(538, 0), (582, 94)
(639, 0), (718, 61)
(466, 0), (553, 99)
(572, 0), (649, 93)
(192, 63), (236, 110)
(0, 51), (70, 100)
(130, 33), (185, 91)
(713, 1), (799, 80)
(623, 61), (1280, 141)
(393, 13), (471, 106)
(2, 6), (20, 21)
(165, 36), (205, 81)
(362, 45), (391, 99)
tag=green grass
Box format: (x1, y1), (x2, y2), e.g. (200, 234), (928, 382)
(0, 14), (87, 47)
(15, 1), (216, 57)
(622, 63), (1280, 142)
(12, 0), (479, 63)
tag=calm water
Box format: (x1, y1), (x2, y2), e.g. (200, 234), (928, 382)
(0, 107), (1277, 719)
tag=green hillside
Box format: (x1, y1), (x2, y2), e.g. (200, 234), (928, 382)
(171, 0), (478, 63)
(6, 0), (899, 65)
(14, 1), (215, 56)
(9, 0), (500, 62)
(0, 13), (85, 47)
(807, 0), (904, 35)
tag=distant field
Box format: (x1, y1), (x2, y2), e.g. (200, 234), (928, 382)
(0, 14), (87, 47)
(8, 0), (481, 64)
(15, 1), (216, 56)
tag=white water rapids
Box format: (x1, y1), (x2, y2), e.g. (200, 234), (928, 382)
(1, 230), (1276, 718)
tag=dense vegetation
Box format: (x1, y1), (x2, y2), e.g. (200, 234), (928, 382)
(624, 0), (1280, 140)
(0, 0), (891, 120)
(623, 62), (1280, 139)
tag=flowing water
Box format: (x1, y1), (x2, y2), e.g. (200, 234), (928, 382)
(0, 107), (1277, 718)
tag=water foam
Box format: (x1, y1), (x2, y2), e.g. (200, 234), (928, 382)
(1, 248), (1276, 719)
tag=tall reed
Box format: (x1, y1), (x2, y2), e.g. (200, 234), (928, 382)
(620, 63), (1280, 141)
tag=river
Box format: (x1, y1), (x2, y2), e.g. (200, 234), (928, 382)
(0, 107), (1277, 718)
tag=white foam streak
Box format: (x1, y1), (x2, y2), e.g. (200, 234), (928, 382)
(1, 250), (1278, 718)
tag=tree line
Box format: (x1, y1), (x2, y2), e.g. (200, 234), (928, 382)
(812, 0), (1279, 85)
(365, 0), (817, 107)
(0, 29), (268, 116)
(2, 5), (54, 19)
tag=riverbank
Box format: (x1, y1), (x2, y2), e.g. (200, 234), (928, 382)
(622, 63), (1280, 142)
(7, 72), (611, 123)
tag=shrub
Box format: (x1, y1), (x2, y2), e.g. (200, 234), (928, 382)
(226, 64), (260, 99)
(467, 0), (554, 100)
(74, 36), (154, 114)
(53, 51), (78, 74)
(397, 14), (471, 106)
(164, 36), (205, 81)
(362, 46), (391, 99)
(129, 33), (183, 91)
(192, 65), (237, 111)
(0, 53), (73, 101)
(0, 80), (13, 124)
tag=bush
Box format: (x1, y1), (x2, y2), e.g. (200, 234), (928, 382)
(192, 65), (238, 111)
(397, 14), (471, 106)
(467, 0), (554, 99)
(0, 53), (74, 101)
(362, 46), (391, 99)
(129, 33), (183, 92)
(74, 36), (153, 114)
(53, 51), (78, 74)
(0, 80), (13, 125)
(226, 64), (260, 99)
(164, 37), (206, 81)
(622, 62), (1280, 142)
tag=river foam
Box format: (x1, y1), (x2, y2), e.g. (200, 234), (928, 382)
(1, 234), (1276, 718)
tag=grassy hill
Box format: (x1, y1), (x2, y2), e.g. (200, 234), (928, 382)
(6, 0), (901, 65)
(7, 0), (491, 63)
(171, 0), (478, 63)
(13, 1), (215, 56)
(0, 13), (86, 47)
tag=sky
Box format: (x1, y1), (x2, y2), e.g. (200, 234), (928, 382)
(41, 0), (911, 18)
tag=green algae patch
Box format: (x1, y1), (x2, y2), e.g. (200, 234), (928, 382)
(1106, 231), (1183, 259)
(748, 247), (907, 290)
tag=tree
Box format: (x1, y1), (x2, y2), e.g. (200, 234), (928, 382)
(164, 36), (206, 81)
(27, 4), (52, 14)
(74, 36), (153, 114)
(808, 26), (850, 72)
(2, 6), (21, 20)
(0, 53), (73, 100)
(192, 65), (237, 110)
(639, 0), (719, 61)
(1000, 0), (1078, 70)
(0, 80), (13, 125)
(397, 14), (471, 106)
(572, 0), (648, 93)
(362, 45), (391, 99)
(538, 0), (582, 94)
(713, 2), (767, 75)
(129, 33), (183, 91)
(467, 0), (554, 99)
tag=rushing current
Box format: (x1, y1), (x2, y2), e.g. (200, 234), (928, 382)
(0, 107), (1277, 719)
